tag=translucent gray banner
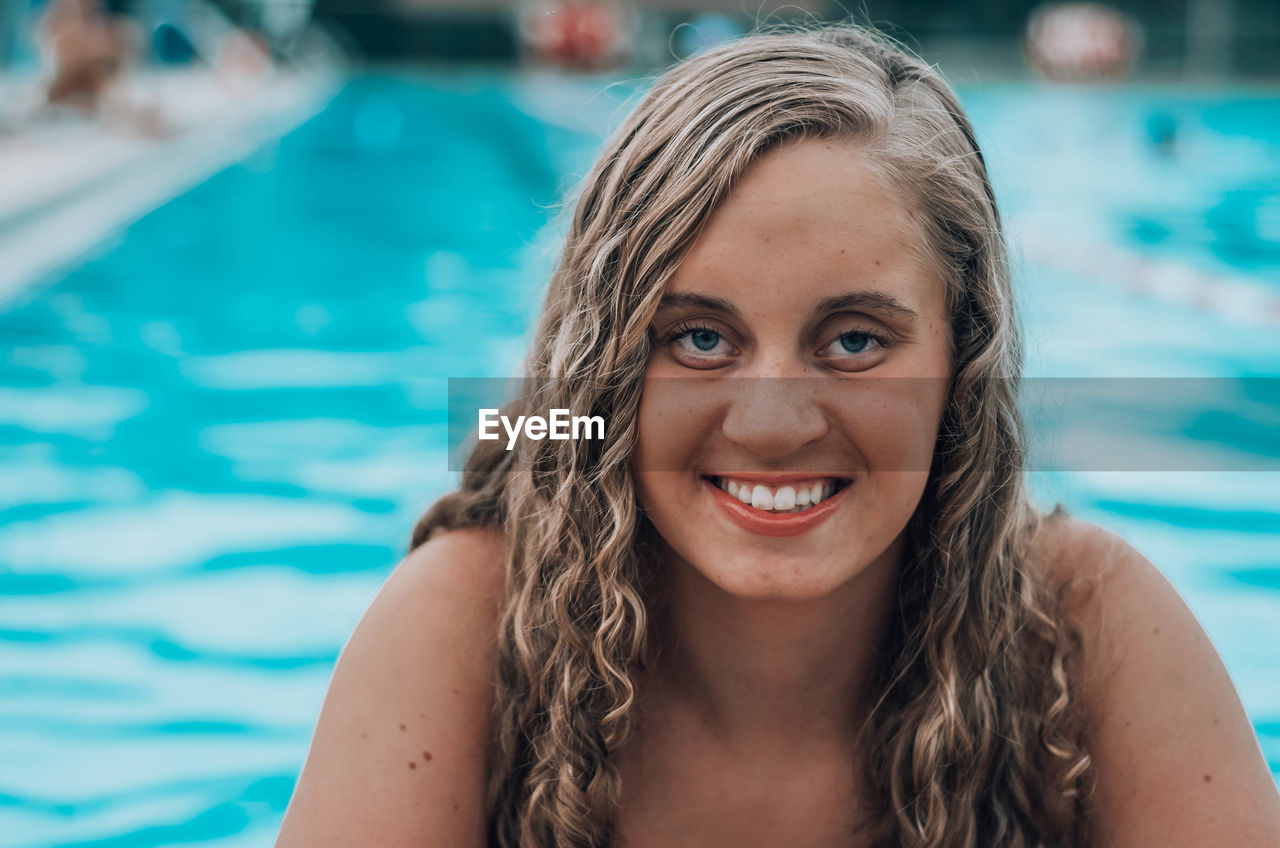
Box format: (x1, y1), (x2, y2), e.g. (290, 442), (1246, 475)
(446, 377), (1280, 472)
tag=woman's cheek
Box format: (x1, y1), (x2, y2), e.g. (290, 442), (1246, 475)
(832, 381), (942, 541)
(633, 375), (723, 475)
(829, 377), (943, 474)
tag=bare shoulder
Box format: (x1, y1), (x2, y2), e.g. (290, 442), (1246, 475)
(1028, 507), (1132, 592)
(1029, 509), (1280, 847)
(274, 527), (507, 848)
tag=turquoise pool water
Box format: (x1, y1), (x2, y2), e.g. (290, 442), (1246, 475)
(1, 73), (1277, 845)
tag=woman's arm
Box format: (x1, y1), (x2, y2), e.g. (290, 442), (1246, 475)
(273, 528), (506, 848)
(1047, 515), (1280, 846)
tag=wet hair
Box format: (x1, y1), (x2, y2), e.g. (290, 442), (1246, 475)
(413, 21), (1093, 848)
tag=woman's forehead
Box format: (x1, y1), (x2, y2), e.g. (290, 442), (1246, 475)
(666, 139), (942, 314)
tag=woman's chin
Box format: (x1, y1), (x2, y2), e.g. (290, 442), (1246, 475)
(695, 555), (857, 603)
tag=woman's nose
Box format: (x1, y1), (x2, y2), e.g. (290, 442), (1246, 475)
(720, 367), (829, 460)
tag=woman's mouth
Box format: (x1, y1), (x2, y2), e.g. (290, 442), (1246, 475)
(701, 474), (853, 536)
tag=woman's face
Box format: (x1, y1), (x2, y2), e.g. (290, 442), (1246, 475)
(633, 138), (953, 601)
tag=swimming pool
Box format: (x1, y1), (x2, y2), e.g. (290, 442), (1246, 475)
(1, 72), (1277, 846)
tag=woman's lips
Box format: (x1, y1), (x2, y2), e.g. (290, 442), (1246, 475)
(703, 474), (850, 537)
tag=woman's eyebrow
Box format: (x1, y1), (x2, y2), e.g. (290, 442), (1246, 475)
(813, 291), (920, 322)
(655, 292), (741, 316)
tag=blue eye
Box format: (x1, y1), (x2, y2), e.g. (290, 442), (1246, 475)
(818, 327), (889, 370)
(664, 323), (734, 367)
(837, 331), (871, 354)
(689, 329), (721, 351)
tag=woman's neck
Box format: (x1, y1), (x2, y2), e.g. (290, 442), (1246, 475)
(646, 534), (905, 750)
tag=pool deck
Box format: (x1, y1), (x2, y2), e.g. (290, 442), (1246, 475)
(0, 68), (336, 309)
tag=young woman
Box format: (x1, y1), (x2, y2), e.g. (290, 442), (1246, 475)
(274, 24), (1280, 848)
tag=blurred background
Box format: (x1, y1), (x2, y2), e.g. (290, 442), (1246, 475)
(1, 1), (1277, 845)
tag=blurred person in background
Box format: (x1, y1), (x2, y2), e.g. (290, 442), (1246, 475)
(38, 0), (133, 115)
(1024, 1), (1140, 83)
(32, 0), (173, 136)
(518, 0), (632, 72)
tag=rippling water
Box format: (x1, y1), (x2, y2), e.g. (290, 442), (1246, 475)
(1, 73), (1277, 845)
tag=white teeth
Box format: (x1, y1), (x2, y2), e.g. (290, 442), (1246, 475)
(714, 477), (844, 513)
(750, 485), (774, 510)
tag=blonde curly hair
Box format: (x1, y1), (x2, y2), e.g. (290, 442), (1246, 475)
(413, 22), (1093, 848)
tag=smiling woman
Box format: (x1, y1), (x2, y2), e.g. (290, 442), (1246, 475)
(273, 21), (1280, 848)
